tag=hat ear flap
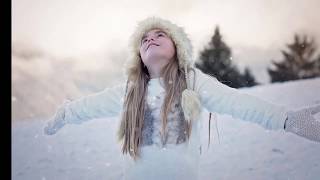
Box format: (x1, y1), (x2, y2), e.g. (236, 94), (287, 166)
(181, 89), (201, 121)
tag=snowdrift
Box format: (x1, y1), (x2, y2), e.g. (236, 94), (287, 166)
(12, 77), (320, 180)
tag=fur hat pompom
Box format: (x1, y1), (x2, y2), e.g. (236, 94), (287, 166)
(181, 89), (201, 121)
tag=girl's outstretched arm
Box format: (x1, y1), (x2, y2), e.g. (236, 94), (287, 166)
(194, 68), (320, 143)
(44, 83), (126, 135)
(194, 68), (288, 131)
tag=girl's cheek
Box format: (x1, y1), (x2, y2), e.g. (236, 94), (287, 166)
(140, 45), (145, 51)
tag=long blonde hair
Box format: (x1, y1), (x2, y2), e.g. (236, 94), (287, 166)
(117, 52), (195, 161)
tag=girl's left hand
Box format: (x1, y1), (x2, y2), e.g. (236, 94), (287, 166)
(285, 104), (320, 143)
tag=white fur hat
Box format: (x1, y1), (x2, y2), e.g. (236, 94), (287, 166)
(126, 16), (193, 71)
(125, 16), (201, 121)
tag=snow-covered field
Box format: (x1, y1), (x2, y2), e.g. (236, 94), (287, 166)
(12, 78), (320, 180)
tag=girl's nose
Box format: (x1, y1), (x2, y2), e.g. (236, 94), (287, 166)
(147, 37), (155, 42)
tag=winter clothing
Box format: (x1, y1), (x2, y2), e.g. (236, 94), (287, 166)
(285, 105), (320, 142)
(45, 68), (289, 179)
(53, 69), (289, 130)
(126, 17), (193, 72)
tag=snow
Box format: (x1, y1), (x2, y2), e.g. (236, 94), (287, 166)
(12, 78), (320, 180)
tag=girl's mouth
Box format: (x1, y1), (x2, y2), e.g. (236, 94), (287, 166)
(146, 43), (160, 50)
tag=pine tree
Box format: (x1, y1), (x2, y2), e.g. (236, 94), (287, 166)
(243, 68), (257, 87)
(195, 26), (257, 88)
(268, 34), (320, 82)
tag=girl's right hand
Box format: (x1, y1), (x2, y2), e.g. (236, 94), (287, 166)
(44, 100), (70, 135)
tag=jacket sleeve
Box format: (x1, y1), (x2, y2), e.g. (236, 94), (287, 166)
(193, 68), (288, 130)
(63, 83), (126, 124)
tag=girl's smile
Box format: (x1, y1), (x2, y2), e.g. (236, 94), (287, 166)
(146, 42), (160, 51)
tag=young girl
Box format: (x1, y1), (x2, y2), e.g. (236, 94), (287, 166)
(44, 16), (320, 180)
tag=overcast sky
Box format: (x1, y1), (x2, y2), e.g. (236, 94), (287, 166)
(12, 0), (320, 83)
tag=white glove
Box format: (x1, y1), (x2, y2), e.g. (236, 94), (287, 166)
(284, 104), (320, 143)
(44, 100), (71, 135)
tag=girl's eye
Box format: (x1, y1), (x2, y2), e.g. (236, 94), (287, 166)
(158, 33), (164, 37)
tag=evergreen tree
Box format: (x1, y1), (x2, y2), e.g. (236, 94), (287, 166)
(268, 34), (320, 82)
(243, 67), (257, 87)
(195, 26), (257, 88)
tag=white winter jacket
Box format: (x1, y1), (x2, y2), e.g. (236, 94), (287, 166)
(63, 68), (288, 180)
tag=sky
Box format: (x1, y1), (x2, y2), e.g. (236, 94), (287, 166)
(12, 0), (320, 83)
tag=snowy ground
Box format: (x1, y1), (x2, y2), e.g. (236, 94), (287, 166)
(12, 78), (320, 180)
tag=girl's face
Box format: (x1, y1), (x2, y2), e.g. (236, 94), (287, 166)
(139, 28), (176, 72)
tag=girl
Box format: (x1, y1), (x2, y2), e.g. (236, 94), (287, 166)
(44, 17), (320, 180)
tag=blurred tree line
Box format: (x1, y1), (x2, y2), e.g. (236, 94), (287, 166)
(195, 26), (320, 88)
(267, 35), (320, 82)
